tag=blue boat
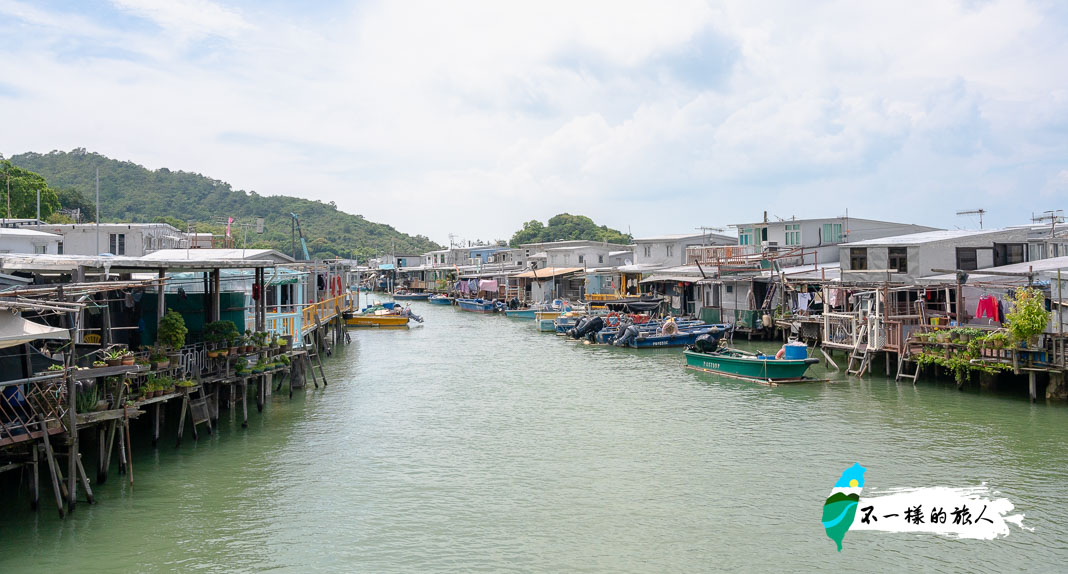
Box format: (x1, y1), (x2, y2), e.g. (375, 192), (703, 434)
(428, 295), (454, 305)
(504, 309), (537, 319)
(456, 298), (503, 313)
(627, 325), (731, 348)
(594, 319), (708, 344)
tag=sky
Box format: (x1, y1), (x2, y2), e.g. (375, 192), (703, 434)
(1, 0), (1067, 246)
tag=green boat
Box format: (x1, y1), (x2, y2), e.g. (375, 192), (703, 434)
(683, 348), (820, 384)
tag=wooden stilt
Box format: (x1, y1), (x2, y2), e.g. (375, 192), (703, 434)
(30, 442), (39, 511)
(1029, 371), (1037, 402)
(75, 453), (95, 504)
(820, 348), (840, 371)
(39, 423), (65, 518)
(256, 376), (264, 413)
(123, 409), (134, 486)
(97, 425), (107, 483)
(153, 403), (161, 447)
(176, 395), (189, 447)
(241, 379), (248, 428)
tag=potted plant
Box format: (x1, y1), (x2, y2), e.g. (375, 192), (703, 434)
(104, 348), (125, 367)
(176, 377), (196, 392)
(984, 331), (1009, 350)
(121, 351), (136, 366)
(149, 347), (169, 370)
(158, 309), (188, 358)
(276, 336), (289, 350)
(92, 359), (107, 368)
(1005, 287), (1051, 348)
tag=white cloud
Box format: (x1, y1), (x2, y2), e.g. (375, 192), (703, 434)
(1, 0), (1067, 245)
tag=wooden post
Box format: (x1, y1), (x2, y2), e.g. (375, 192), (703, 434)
(100, 291), (112, 347)
(152, 403), (161, 446)
(65, 333), (78, 512)
(241, 379), (248, 428)
(1029, 371), (1037, 402)
(39, 422), (65, 518)
(30, 442), (39, 510)
(176, 395), (188, 447)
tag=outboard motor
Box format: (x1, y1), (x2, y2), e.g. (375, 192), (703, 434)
(613, 324), (641, 347)
(567, 316), (590, 338)
(693, 327), (725, 353)
(508, 297), (520, 310)
(569, 316), (604, 340)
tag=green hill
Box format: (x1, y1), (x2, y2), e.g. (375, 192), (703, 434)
(509, 213), (632, 247)
(7, 149), (439, 260)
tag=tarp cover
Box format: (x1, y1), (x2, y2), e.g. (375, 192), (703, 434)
(479, 279), (499, 292)
(0, 312), (70, 349)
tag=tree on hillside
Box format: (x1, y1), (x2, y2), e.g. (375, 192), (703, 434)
(509, 213), (631, 247)
(0, 161), (61, 220)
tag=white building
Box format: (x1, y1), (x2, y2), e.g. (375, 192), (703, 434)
(729, 216), (938, 265)
(0, 228), (62, 254)
(544, 244), (627, 268)
(839, 227), (1038, 283)
(632, 232), (735, 269)
(18, 223), (188, 256)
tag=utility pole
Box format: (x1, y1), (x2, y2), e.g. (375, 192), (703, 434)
(36, 188), (40, 224)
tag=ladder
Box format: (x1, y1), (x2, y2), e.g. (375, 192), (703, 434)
(846, 323), (871, 376)
(895, 332), (922, 383)
(302, 315), (329, 388)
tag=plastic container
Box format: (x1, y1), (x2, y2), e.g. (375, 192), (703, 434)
(783, 342), (808, 360)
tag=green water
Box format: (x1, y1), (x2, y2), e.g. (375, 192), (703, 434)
(1, 301), (1066, 572)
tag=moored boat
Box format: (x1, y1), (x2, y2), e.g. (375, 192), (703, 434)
(428, 294), (455, 305)
(456, 298), (504, 313)
(344, 313), (410, 328)
(683, 348), (819, 384)
(393, 290), (431, 300)
(504, 308), (537, 319)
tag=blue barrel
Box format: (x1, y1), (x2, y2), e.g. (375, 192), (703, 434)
(783, 342), (808, 360)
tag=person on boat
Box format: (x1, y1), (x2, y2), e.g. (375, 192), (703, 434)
(660, 316), (679, 336)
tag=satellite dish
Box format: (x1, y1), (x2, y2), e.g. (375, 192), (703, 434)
(624, 259), (633, 266)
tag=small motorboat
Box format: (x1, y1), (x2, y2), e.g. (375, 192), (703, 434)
(456, 298), (504, 313)
(684, 338), (820, 384)
(392, 290), (431, 300)
(428, 294), (455, 305)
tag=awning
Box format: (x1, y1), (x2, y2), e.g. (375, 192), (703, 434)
(640, 274), (704, 283)
(377, 264), (395, 270)
(512, 267), (584, 279)
(0, 312), (70, 349)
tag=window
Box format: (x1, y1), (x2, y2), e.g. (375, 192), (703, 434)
(643, 245), (651, 257)
(578, 254), (585, 264)
(564, 254), (570, 264)
(739, 228), (753, 246)
(888, 247), (908, 273)
(822, 223), (843, 244)
(956, 247), (978, 271)
(994, 243), (1026, 266)
(598, 255), (604, 264)
(850, 248), (868, 270)
(109, 233), (126, 255)
(666, 244), (674, 257)
(726, 284), (733, 293)
(34, 244), (47, 254)
(785, 224), (801, 246)
(57, 241), (63, 255)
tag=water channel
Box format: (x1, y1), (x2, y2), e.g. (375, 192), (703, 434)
(1, 299), (1065, 572)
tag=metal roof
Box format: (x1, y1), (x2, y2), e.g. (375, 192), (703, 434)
(0, 253), (279, 272)
(144, 248), (294, 263)
(512, 267), (584, 279)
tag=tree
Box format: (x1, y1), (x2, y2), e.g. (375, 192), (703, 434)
(509, 213), (631, 246)
(0, 161), (61, 220)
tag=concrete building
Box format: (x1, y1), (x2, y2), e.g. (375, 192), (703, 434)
(18, 223), (188, 257)
(544, 244), (626, 268)
(729, 216), (938, 266)
(0, 228), (63, 254)
(839, 227), (1038, 283)
(632, 232), (735, 270)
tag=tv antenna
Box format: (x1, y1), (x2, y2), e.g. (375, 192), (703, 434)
(956, 209), (986, 229)
(696, 226), (725, 234)
(1032, 210), (1064, 236)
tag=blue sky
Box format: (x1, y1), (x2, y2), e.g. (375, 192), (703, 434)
(1, 0), (1067, 244)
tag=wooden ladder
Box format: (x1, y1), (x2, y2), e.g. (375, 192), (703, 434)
(302, 317), (329, 388)
(846, 324), (871, 376)
(895, 333), (922, 383)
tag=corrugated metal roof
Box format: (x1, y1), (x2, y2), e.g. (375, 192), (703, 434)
(512, 267), (584, 279)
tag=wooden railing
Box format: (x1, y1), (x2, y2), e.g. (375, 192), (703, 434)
(302, 294), (350, 332)
(0, 375), (67, 448)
